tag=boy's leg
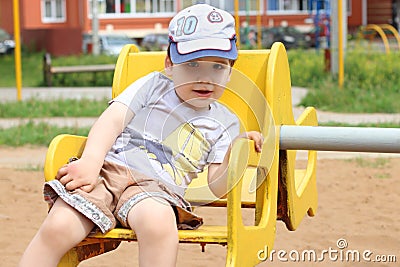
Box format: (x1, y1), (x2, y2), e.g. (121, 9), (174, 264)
(127, 197), (179, 267)
(19, 198), (94, 267)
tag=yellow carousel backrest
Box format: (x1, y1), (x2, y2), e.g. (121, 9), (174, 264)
(111, 45), (270, 133)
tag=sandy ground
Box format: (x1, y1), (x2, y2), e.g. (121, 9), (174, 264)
(1, 147), (399, 266)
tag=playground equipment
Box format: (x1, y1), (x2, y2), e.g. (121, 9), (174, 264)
(308, 0), (332, 72)
(281, 126), (400, 153)
(359, 24), (400, 54)
(308, 0), (331, 50)
(44, 42), (318, 266)
(43, 42), (399, 266)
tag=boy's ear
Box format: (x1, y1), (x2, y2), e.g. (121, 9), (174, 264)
(164, 56), (173, 75)
(227, 67), (232, 82)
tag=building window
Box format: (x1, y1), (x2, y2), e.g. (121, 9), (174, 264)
(182, 0), (225, 9)
(267, 0), (351, 14)
(267, 0), (311, 12)
(41, 0), (66, 23)
(93, 0), (174, 16)
(182, 0), (260, 14)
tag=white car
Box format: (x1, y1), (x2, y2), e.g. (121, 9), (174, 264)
(141, 33), (169, 51)
(82, 33), (138, 55)
(0, 28), (15, 54)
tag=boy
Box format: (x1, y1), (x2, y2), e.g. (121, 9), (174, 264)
(19, 4), (263, 267)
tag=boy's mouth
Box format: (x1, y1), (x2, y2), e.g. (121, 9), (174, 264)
(193, 90), (213, 97)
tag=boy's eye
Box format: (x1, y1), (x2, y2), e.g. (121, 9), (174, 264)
(213, 63), (227, 70)
(184, 61), (228, 70)
(187, 62), (200, 67)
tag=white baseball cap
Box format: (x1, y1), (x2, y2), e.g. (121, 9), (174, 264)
(168, 4), (238, 64)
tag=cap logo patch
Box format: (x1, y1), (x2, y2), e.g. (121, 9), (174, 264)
(207, 11), (223, 23)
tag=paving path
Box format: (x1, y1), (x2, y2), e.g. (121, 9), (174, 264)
(0, 87), (111, 102)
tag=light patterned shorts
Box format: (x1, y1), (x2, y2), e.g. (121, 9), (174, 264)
(44, 161), (203, 233)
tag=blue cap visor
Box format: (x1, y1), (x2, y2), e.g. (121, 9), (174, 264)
(169, 39), (238, 64)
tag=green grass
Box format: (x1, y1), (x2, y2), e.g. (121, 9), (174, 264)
(320, 121), (400, 128)
(0, 98), (108, 118)
(288, 49), (400, 113)
(0, 122), (90, 146)
(345, 157), (392, 179)
(0, 53), (42, 87)
(350, 157), (390, 168)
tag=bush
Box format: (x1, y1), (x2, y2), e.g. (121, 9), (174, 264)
(0, 53), (117, 87)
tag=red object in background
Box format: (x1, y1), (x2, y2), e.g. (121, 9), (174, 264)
(87, 43), (93, 53)
(324, 48), (331, 72)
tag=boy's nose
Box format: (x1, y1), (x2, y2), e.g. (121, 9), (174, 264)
(192, 81), (214, 90)
(195, 73), (215, 84)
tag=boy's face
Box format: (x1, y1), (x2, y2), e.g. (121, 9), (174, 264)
(166, 57), (231, 109)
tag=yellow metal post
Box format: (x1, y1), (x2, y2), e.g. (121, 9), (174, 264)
(13, 0), (22, 100)
(234, 0), (240, 47)
(256, 0), (262, 49)
(338, 0), (344, 88)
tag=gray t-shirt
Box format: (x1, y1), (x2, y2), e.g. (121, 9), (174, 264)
(105, 72), (239, 196)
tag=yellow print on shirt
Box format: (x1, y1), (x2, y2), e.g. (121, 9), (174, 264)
(163, 122), (211, 185)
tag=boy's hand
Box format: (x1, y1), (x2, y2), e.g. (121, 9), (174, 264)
(207, 131), (264, 198)
(56, 158), (101, 193)
(237, 131), (264, 152)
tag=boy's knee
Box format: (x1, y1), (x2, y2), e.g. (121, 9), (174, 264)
(38, 200), (91, 245)
(128, 198), (178, 238)
(39, 213), (73, 240)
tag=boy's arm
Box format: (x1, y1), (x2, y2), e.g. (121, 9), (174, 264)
(207, 131), (263, 199)
(56, 102), (134, 192)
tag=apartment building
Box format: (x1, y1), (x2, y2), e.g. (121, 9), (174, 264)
(0, 0), (395, 55)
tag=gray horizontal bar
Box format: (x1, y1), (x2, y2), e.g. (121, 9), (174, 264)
(280, 126), (400, 153)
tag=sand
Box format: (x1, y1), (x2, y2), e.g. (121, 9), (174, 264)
(1, 147), (399, 266)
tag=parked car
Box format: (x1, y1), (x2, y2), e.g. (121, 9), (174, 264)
(141, 33), (169, 51)
(0, 28), (15, 54)
(82, 33), (138, 55)
(261, 26), (312, 49)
